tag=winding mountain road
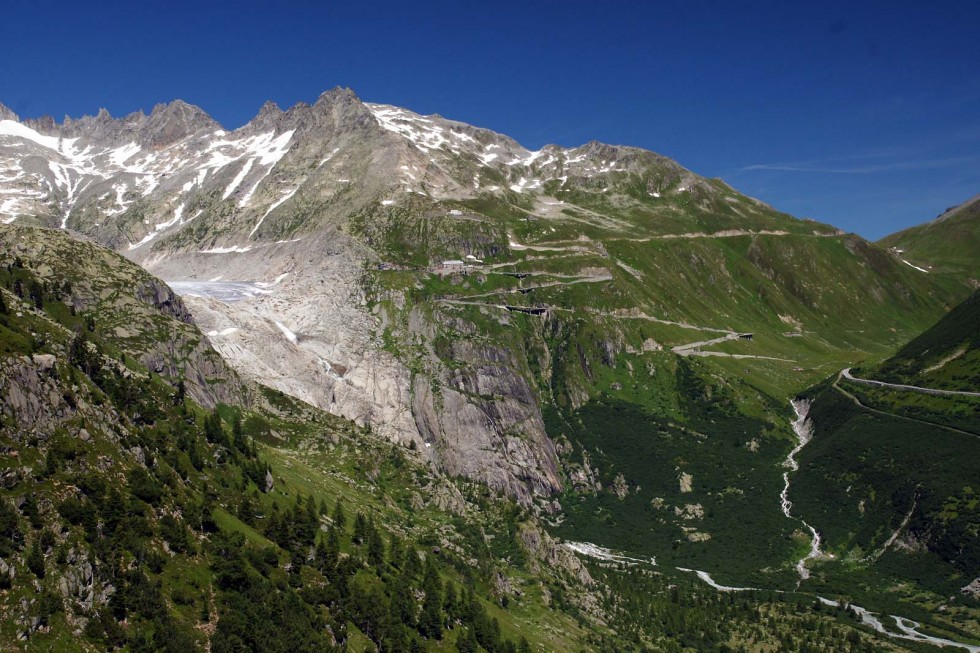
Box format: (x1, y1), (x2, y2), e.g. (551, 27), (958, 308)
(833, 371), (979, 439)
(842, 368), (980, 398)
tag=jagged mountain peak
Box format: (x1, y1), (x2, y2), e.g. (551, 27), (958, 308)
(6, 98), (219, 149)
(257, 99), (283, 118)
(243, 99), (285, 133)
(142, 99), (220, 147)
(0, 101), (17, 122)
(58, 106), (135, 139)
(315, 85), (361, 105)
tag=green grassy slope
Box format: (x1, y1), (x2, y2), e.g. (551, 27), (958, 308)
(872, 289), (980, 391)
(879, 194), (980, 297)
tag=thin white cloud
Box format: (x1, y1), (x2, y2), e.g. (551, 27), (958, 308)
(740, 156), (977, 175)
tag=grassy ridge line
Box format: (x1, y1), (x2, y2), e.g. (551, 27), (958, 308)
(879, 195), (980, 294)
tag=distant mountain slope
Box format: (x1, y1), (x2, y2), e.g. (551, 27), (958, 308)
(874, 289), (980, 391)
(879, 194), (980, 295)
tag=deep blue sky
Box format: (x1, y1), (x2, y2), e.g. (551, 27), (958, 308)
(4, 0), (979, 239)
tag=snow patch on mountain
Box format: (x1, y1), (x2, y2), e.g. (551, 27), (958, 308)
(0, 119), (78, 155)
(249, 187), (299, 238)
(274, 320), (298, 344)
(902, 259), (929, 273)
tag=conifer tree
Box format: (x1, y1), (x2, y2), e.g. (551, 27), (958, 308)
(333, 499), (346, 531)
(420, 557), (443, 639)
(27, 541), (45, 578)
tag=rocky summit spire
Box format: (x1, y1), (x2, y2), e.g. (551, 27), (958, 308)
(244, 99), (285, 132)
(140, 99), (220, 148)
(0, 102), (20, 122)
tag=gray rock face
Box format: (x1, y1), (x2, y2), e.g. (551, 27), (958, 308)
(0, 356), (75, 441)
(140, 100), (220, 148)
(25, 99), (219, 149)
(58, 549), (114, 612)
(0, 226), (247, 410)
(411, 338), (561, 503)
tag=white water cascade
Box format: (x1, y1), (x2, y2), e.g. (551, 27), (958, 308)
(781, 398), (826, 583)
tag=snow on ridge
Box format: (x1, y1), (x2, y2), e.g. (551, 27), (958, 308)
(200, 245), (253, 254)
(369, 105), (449, 152)
(1, 118), (299, 231)
(902, 259), (929, 273)
(228, 130), (295, 208)
(253, 130), (294, 165)
(1, 198), (21, 223)
(274, 320), (298, 344)
(181, 168), (209, 194)
(524, 150), (544, 166)
(0, 119), (79, 157)
(249, 187), (299, 238)
(508, 177), (543, 193)
(255, 273), (289, 288)
(222, 158), (254, 200)
(207, 327), (239, 337)
(127, 204), (197, 250)
(203, 130), (294, 176)
(318, 147), (341, 167)
(108, 142), (141, 167)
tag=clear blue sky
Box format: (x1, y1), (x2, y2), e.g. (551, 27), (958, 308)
(4, 0), (979, 239)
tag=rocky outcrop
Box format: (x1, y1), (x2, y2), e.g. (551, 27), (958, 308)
(0, 226), (247, 410)
(58, 549), (113, 612)
(612, 473), (629, 499)
(0, 101), (18, 122)
(0, 355), (73, 440)
(0, 351), (135, 448)
(678, 472), (693, 493)
(962, 577), (980, 599)
(517, 522), (592, 586)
